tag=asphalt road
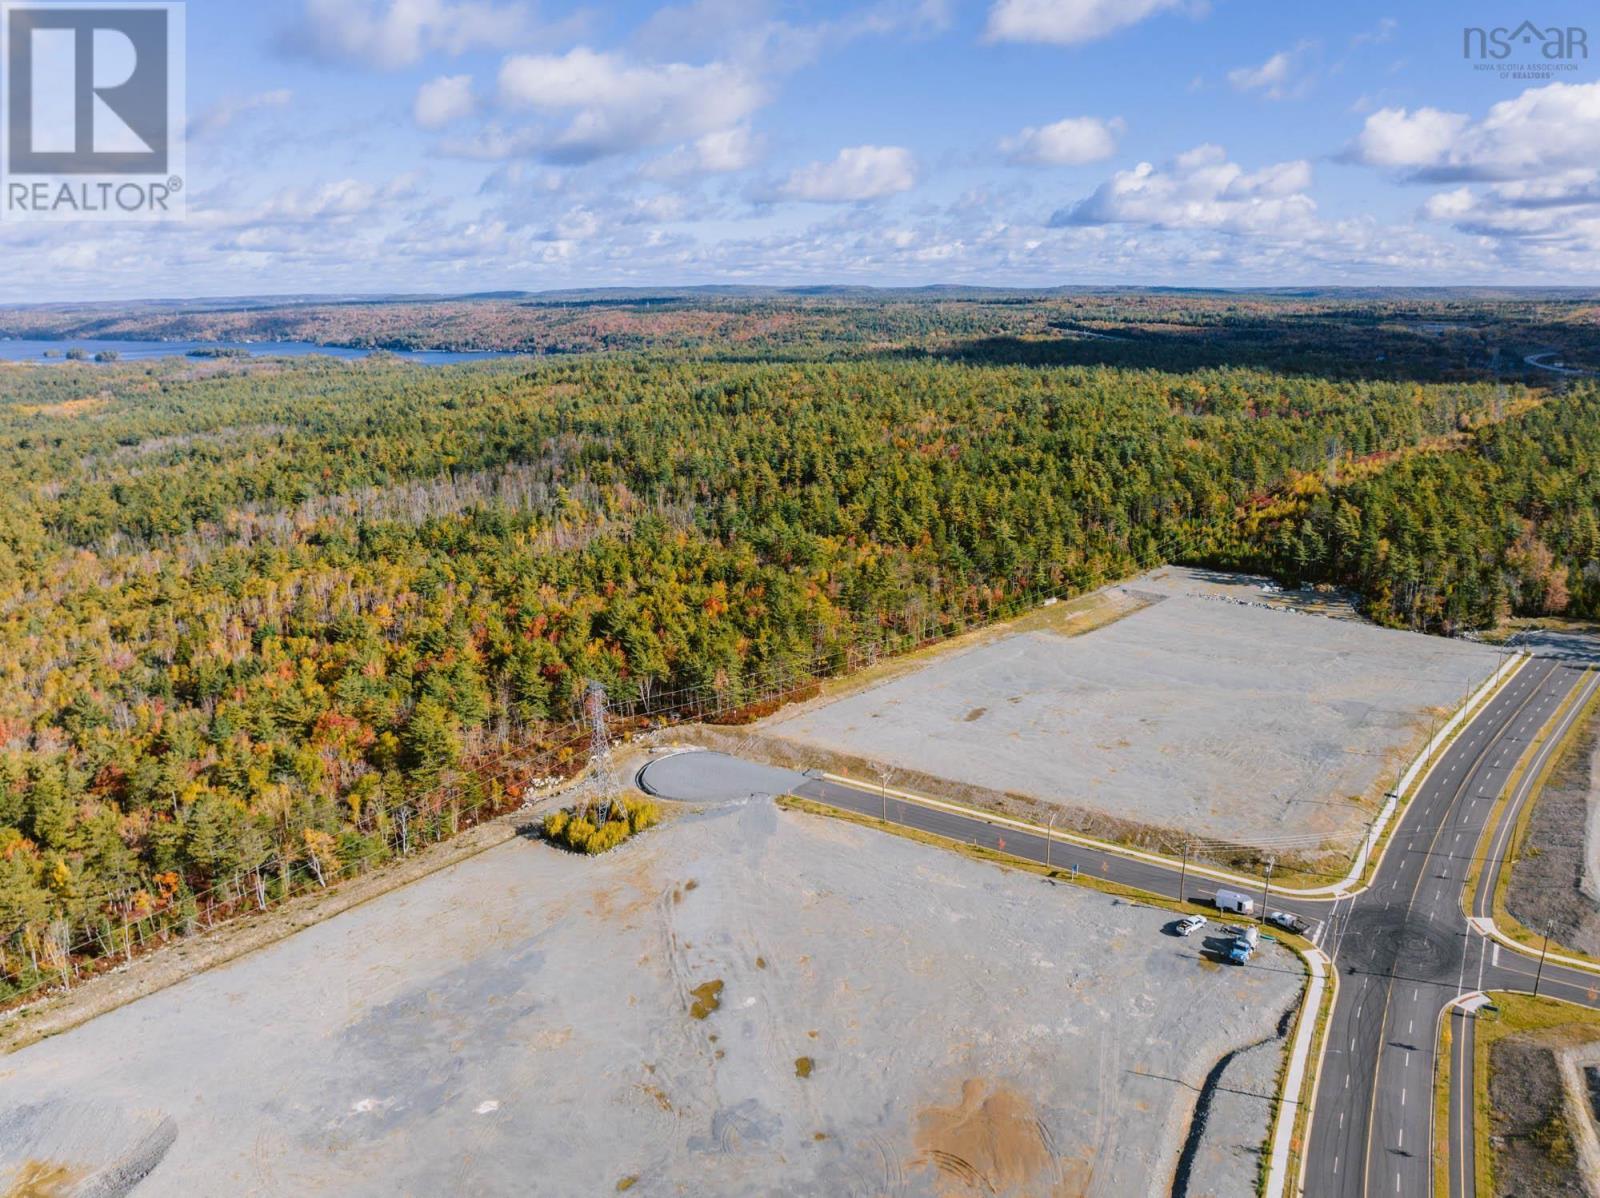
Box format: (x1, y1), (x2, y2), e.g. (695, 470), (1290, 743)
(638, 652), (1600, 1196)
(1309, 658), (1593, 1197)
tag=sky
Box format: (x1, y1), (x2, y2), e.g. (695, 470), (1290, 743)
(4, 0), (1600, 299)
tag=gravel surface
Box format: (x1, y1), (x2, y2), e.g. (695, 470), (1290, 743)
(1507, 712), (1600, 956)
(0, 799), (1301, 1198)
(756, 567), (1498, 857)
(1176, 1003), (1295, 1198)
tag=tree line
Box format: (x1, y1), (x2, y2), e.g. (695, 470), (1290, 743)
(0, 347), (1574, 996)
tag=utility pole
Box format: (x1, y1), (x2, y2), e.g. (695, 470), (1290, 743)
(1178, 842), (1189, 905)
(1259, 856), (1274, 923)
(1534, 923), (1552, 997)
(1045, 811), (1058, 869)
(583, 681), (619, 825)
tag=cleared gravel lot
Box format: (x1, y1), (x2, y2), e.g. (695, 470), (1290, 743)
(0, 799), (1300, 1198)
(756, 567), (1500, 856)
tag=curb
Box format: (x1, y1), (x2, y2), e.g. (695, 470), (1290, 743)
(1265, 945), (1332, 1198)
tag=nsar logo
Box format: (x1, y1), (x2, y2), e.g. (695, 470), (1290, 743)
(1462, 20), (1588, 61)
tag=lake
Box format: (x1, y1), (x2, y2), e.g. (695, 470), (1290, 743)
(0, 338), (520, 365)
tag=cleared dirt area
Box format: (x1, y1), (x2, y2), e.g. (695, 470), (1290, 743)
(750, 567), (1499, 859)
(0, 799), (1300, 1198)
(1507, 705), (1600, 956)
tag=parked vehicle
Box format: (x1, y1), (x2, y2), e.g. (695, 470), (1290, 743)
(1175, 915), (1207, 937)
(1268, 911), (1309, 935)
(1214, 888), (1255, 915)
(1227, 924), (1259, 965)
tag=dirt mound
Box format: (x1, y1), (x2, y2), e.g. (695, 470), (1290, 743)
(914, 1078), (1089, 1197)
(0, 1101), (175, 1198)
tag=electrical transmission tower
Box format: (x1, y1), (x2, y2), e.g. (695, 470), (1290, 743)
(583, 680), (620, 825)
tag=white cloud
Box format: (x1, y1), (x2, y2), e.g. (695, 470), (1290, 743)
(1350, 16), (1397, 47)
(1421, 171), (1600, 251)
(1347, 106), (1471, 172)
(772, 145), (918, 202)
(287, 0), (531, 69)
(251, 176), (422, 225)
(1057, 144), (1315, 234)
(1001, 116), (1122, 166)
(642, 126), (762, 178)
(621, 194), (693, 223)
(477, 162), (567, 195)
(415, 75), (477, 130)
(1228, 52), (1291, 94)
(984, 0), (1186, 46)
(1227, 43), (1315, 101)
(189, 90), (293, 141)
(496, 47), (764, 163)
(1347, 81), (1600, 181)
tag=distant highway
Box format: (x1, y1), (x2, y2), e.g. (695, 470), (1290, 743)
(639, 653), (1600, 1196)
(1525, 350), (1590, 377)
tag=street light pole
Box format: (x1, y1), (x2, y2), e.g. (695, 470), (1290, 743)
(1045, 811), (1058, 869)
(1259, 856), (1274, 923)
(1179, 842), (1189, 905)
(1535, 923), (1552, 997)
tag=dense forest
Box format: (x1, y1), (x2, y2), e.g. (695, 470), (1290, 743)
(0, 310), (1594, 999)
(4, 288), (1598, 379)
(1217, 388), (1600, 631)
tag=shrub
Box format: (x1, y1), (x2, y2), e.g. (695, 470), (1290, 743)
(627, 800), (661, 835)
(542, 797), (662, 855)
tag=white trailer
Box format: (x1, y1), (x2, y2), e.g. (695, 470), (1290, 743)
(1214, 888), (1255, 915)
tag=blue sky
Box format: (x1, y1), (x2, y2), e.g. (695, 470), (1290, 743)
(6, 0), (1600, 299)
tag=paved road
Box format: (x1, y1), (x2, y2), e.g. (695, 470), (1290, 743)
(1309, 658), (1594, 1197)
(638, 653), (1600, 1195)
(1525, 350), (1590, 378)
